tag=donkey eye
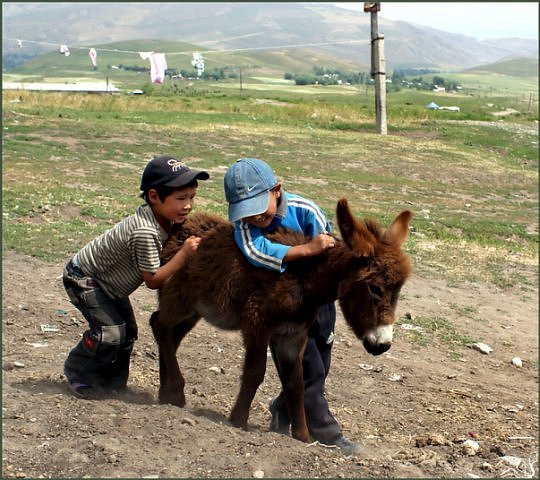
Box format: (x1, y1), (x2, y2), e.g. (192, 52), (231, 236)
(368, 284), (383, 299)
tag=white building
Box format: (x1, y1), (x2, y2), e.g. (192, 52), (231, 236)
(2, 81), (119, 93)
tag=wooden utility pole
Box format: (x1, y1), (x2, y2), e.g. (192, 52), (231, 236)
(239, 67), (243, 94)
(364, 2), (387, 134)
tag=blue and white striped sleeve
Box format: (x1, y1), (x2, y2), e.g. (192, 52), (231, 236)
(288, 196), (332, 236)
(234, 222), (290, 272)
(303, 204), (331, 236)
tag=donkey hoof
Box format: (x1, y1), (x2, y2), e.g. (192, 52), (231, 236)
(159, 390), (185, 407)
(229, 416), (248, 431)
(291, 428), (311, 443)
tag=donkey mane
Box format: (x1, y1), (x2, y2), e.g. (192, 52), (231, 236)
(163, 214), (319, 267)
(161, 212), (228, 264)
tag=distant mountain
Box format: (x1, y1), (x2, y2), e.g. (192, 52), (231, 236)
(2, 2), (538, 72)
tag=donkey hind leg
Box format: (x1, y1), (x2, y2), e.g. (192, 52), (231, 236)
(270, 333), (310, 443)
(229, 332), (270, 431)
(150, 311), (200, 407)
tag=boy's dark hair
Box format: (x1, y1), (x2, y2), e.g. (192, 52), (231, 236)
(141, 179), (199, 204)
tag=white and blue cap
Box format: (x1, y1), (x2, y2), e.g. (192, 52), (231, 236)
(224, 158), (278, 222)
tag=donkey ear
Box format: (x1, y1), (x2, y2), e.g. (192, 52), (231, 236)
(383, 210), (413, 247)
(337, 198), (376, 257)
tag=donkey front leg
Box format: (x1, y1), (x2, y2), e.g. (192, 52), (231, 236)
(229, 334), (269, 431)
(270, 333), (310, 443)
(150, 311), (199, 407)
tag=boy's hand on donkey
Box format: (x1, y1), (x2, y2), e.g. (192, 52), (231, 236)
(179, 236), (202, 257)
(308, 234), (335, 255)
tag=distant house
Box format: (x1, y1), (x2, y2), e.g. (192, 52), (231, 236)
(432, 85), (446, 93)
(2, 81), (119, 93)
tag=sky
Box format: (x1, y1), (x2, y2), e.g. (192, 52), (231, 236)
(333, 2), (539, 40)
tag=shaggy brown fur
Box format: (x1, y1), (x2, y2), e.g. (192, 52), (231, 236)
(150, 199), (413, 443)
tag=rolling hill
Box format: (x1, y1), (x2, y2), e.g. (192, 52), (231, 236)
(465, 57), (539, 78)
(3, 2), (538, 72)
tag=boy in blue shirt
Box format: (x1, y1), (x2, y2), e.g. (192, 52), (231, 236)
(223, 158), (361, 456)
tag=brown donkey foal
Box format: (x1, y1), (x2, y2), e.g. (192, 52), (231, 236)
(150, 199), (413, 443)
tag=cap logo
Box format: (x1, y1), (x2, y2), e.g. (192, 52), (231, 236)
(246, 183), (258, 192)
(167, 158), (187, 172)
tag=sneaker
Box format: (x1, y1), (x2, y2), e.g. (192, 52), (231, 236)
(67, 381), (93, 399)
(269, 399), (290, 435)
(324, 434), (362, 456)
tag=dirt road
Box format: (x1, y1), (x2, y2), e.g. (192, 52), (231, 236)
(2, 250), (538, 478)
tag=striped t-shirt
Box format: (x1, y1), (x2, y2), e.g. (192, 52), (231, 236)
(233, 191), (331, 272)
(76, 204), (168, 299)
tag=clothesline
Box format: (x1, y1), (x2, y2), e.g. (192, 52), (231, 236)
(4, 35), (367, 84)
(3, 36), (366, 56)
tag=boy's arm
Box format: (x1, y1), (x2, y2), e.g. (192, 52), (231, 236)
(282, 197), (334, 262)
(131, 228), (200, 290)
(283, 234), (335, 262)
(141, 236), (200, 289)
(235, 222), (335, 272)
(235, 223), (289, 272)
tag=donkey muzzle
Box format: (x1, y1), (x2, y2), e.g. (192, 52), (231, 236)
(363, 324), (393, 355)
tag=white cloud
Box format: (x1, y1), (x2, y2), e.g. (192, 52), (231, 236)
(333, 2), (539, 39)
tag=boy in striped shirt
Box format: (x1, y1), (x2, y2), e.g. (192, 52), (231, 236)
(63, 155), (209, 399)
(223, 158), (361, 456)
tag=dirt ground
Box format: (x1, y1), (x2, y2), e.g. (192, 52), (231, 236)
(2, 250), (538, 479)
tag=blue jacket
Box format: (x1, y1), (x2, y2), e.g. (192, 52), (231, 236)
(233, 191), (331, 272)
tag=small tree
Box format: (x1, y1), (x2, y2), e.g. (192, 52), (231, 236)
(295, 74), (316, 85)
(433, 75), (445, 86)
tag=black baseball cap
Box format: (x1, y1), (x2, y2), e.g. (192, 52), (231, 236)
(140, 155), (209, 191)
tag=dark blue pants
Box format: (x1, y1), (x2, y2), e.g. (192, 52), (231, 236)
(271, 302), (341, 443)
(63, 259), (137, 389)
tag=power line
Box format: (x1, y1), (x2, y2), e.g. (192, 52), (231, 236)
(2, 36), (368, 57)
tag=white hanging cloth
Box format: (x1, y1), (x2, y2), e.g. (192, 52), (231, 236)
(149, 53), (167, 83)
(191, 52), (205, 77)
(59, 44), (70, 56)
(139, 51), (167, 83)
(89, 48), (97, 67)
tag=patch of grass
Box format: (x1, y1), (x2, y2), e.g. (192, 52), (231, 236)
(434, 124), (539, 171)
(448, 303), (479, 318)
(397, 315), (479, 359)
(2, 86), (537, 294)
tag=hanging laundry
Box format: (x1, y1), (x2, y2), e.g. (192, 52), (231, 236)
(150, 53), (167, 83)
(59, 44), (70, 56)
(191, 52), (205, 77)
(139, 52), (167, 83)
(17, 39), (22, 48)
(89, 48), (97, 68)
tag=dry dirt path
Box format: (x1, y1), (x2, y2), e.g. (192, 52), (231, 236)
(2, 251), (538, 478)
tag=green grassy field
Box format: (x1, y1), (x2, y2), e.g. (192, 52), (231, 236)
(2, 75), (538, 291)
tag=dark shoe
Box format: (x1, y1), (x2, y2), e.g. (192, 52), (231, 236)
(269, 399), (290, 435)
(67, 381), (93, 399)
(324, 435), (362, 456)
(67, 381), (109, 400)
